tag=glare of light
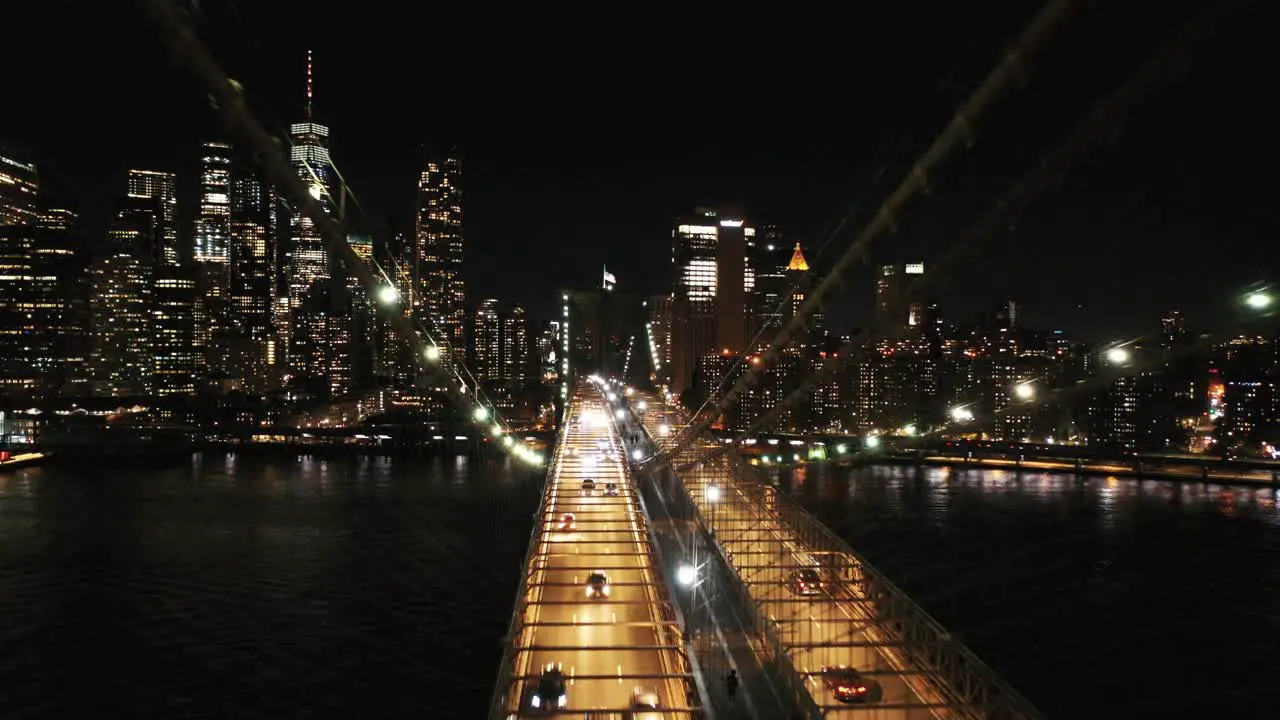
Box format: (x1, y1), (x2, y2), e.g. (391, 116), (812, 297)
(491, 425), (503, 437)
(630, 449), (643, 461)
(1105, 347), (1131, 365)
(378, 285), (399, 304)
(903, 424), (917, 436)
(607, 393), (617, 402)
(836, 443), (848, 454)
(636, 400), (647, 411)
(865, 435), (880, 449)
(658, 423), (671, 437)
(705, 485), (721, 503)
(308, 183), (323, 200)
(624, 387), (634, 397)
(424, 345), (440, 362)
(615, 409), (626, 420)
(676, 564), (697, 587)
(951, 406), (974, 422)
(1245, 292), (1272, 310)
(1014, 382), (1035, 400)
(502, 436), (514, 447)
(473, 407), (489, 422)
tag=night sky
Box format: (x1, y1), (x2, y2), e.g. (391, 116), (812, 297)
(7, 0), (1275, 339)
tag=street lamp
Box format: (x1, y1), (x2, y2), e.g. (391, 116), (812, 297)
(424, 345), (441, 362)
(473, 407), (489, 422)
(1245, 291), (1272, 310)
(676, 564), (697, 587)
(705, 484), (721, 503)
(865, 435), (880, 449)
(631, 448), (643, 461)
(951, 406), (974, 422)
(378, 285), (399, 304)
(1105, 346), (1131, 365)
(1014, 382), (1035, 401)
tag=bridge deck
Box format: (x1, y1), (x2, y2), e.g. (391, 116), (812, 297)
(635, 391), (1042, 720)
(495, 383), (698, 718)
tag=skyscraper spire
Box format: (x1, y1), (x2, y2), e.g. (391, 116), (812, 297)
(305, 49), (313, 119)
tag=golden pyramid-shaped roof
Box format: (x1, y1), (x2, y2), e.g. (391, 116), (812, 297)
(787, 242), (810, 271)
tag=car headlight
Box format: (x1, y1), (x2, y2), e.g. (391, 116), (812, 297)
(585, 587), (593, 597)
(530, 695), (541, 708)
(557, 694), (567, 707)
(602, 586), (610, 596)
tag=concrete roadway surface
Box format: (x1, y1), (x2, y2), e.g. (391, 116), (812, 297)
(508, 385), (694, 717)
(635, 392), (948, 719)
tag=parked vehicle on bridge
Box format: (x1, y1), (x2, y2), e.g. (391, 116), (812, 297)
(526, 662), (568, 712)
(557, 513), (576, 532)
(605, 481), (619, 496)
(630, 685), (661, 718)
(585, 571), (611, 599)
(821, 665), (874, 704)
(581, 478), (597, 496)
(787, 568), (825, 596)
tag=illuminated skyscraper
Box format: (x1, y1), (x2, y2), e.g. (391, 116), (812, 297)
(669, 207), (754, 394)
(228, 167), (277, 388)
(502, 305), (530, 384)
(126, 169), (177, 266)
(0, 205), (88, 397)
(415, 154), (465, 369)
(0, 149), (38, 227)
(473, 298), (501, 381)
(287, 50), (336, 313)
(195, 141), (232, 264)
(152, 273), (200, 395)
(90, 197), (158, 396)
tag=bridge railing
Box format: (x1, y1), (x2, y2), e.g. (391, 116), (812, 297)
(486, 417), (567, 718)
(635, 398), (1045, 720)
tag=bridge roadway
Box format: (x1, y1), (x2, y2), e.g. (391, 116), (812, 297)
(498, 381), (697, 718)
(632, 390), (1036, 719)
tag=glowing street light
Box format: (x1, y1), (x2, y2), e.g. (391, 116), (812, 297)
(636, 400), (648, 411)
(615, 409), (627, 420)
(865, 435), (880, 449)
(658, 423), (671, 437)
(705, 485), (721, 503)
(676, 564), (697, 587)
(473, 406), (489, 422)
(1014, 382), (1035, 401)
(378, 285), (399, 304)
(424, 345), (441, 362)
(630, 449), (644, 461)
(951, 406), (974, 422)
(607, 393), (618, 403)
(1245, 291), (1273, 310)
(1105, 347), (1131, 365)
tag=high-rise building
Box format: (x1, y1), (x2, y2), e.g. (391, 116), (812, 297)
(669, 207), (754, 394)
(0, 205), (88, 397)
(875, 262), (925, 329)
(230, 167), (277, 380)
(152, 273), (200, 395)
(473, 298), (501, 381)
(287, 51), (336, 313)
(415, 154), (465, 369)
(90, 198), (159, 396)
(502, 305), (530, 384)
(0, 149), (38, 227)
(195, 142), (232, 264)
(125, 169), (178, 266)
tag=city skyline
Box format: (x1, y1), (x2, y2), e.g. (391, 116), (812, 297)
(6, 1), (1273, 337)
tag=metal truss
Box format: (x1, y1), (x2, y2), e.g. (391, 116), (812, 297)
(631, 393), (1045, 720)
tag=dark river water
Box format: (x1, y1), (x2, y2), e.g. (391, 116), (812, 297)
(1, 454), (1276, 718)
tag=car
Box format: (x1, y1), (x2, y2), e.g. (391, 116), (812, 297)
(585, 571), (610, 599)
(557, 513), (575, 532)
(605, 481), (619, 496)
(527, 662), (568, 712)
(631, 686), (661, 718)
(581, 478), (596, 496)
(787, 568), (824, 596)
(821, 665), (873, 704)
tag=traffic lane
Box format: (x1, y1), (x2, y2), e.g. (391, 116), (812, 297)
(519, 648), (671, 712)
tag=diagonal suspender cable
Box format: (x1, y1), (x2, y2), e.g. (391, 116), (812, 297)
(671, 0), (1254, 472)
(661, 0), (1086, 459)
